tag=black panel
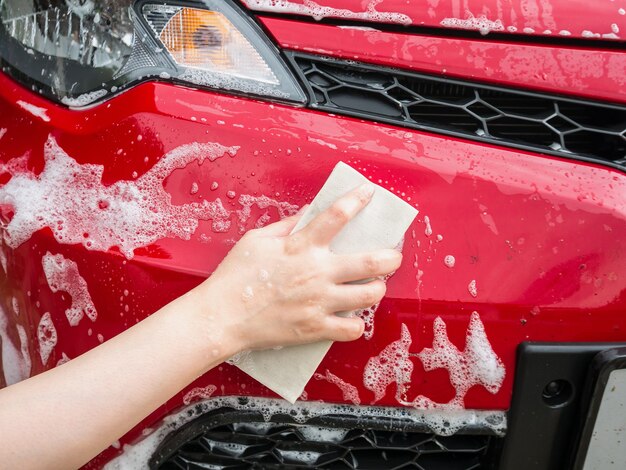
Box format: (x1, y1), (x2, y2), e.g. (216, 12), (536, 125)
(500, 342), (626, 470)
(288, 53), (626, 171)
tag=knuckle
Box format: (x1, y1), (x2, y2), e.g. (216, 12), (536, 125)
(328, 204), (350, 224)
(364, 254), (380, 273)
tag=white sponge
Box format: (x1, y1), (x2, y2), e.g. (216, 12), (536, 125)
(232, 161), (419, 403)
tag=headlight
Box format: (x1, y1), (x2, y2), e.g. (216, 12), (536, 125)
(0, 0), (305, 107)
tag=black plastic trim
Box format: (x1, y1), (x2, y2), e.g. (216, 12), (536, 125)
(150, 402), (502, 469)
(287, 52), (626, 172)
(500, 342), (626, 470)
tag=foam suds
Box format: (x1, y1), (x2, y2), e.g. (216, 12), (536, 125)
(314, 369), (361, 404)
(60, 89), (108, 107)
(103, 396), (506, 469)
(182, 384), (217, 405)
(444, 255), (455, 268)
(56, 352), (71, 367)
(424, 215), (433, 236)
(363, 324), (413, 403)
(298, 425), (349, 443)
(354, 302), (379, 340)
(42, 252), (97, 326)
(237, 194), (299, 231)
(440, 14), (505, 35)
(0, 136), (237, 258)
(468, 280), (478, 297)
(0, 304), (31, 385)
(364, 313), (505, 411)
(244, 0), (411, 24)
(414, 312), (505, 408)
(37, 312), (57, 366)
(277, 449), (321, 464)
(16, 100), (51, 122)
(0, 128), (6, 140)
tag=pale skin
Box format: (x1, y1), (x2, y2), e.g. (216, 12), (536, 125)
(0, 183), (402, 469)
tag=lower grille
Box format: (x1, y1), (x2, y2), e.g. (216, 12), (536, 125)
(288, 53), (626, 171)
(152, 408), (501, 469)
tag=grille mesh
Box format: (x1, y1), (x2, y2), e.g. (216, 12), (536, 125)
(152, 408), (499, 469)
(289, 53), (626, 170)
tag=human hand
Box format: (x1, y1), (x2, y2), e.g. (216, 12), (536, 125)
(198, 183), (402, 353)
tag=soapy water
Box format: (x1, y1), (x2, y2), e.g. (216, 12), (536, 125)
(16, 100), (50, 122)
(415, 312), (505, 408)
(440, 14), (505, 35)
(468, 280), (478, 298)
(0, 304), (31, 385)
(60, 89), (108, 108)
(0, 136), (238, 258)
(244, 0), (411, 25)
(354, 302), (379, 340)
(444, 255), (455, 268)
(103, 395), (506, 468)
(37, 312), (57, 366)
(42, 252), (97, 326)
(182, 384), (217, 405)
(363, 323), (413, 403)
(313, 369), (361, 405)
(364, 313), (505, 410)
(0, 136), (304, 257)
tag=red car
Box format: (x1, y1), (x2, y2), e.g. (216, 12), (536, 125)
(0, 0), (625, 468)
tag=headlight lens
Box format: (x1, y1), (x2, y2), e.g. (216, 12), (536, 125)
(0, 0), (305, 107)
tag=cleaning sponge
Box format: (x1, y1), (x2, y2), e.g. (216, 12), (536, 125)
(232, 161), (418, 403)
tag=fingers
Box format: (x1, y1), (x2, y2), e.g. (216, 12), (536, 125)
(254, 205), (309, 237)
(302, 183), (374, 246)
(324, 315), (365, 342)
(327, 279), (387, 312)
(331, 249), (402, 283)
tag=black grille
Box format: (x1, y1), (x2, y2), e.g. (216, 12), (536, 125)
(152, 408), (500, 469)
(289, 53), (626, 170)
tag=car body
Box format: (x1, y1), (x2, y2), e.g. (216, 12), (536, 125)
(0, 0), (624, 468)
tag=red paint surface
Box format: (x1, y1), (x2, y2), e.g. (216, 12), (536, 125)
(262, 17), (626, 104)
(243, 0), (626, 41)
(0, 61), (625, 465)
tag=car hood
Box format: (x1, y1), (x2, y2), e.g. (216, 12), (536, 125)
(242, 0), (625, 42)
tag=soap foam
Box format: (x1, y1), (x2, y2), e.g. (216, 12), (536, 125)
(363, 323), (413, 402)
(364, 313), (505, 410)
(0, 304), (31, 385)
(415, 312), (505, 408)
(0, 136), (237, 258)
(354, 302), (379, 340)
(42, 252), (97, 326)
(468, 280), (478, 297)
(16, 100), (51, 122)
(313, 369), (361, 404)
(237, 194), (299, 230)
(37, 312), (57, 366)
(244, 0), (411, 24)
(60, 89), (108, 107)
(103, 396), (506, 469)
(182, 384), (217, 405)
(440, 14), (505, 35)
(444, 255), (455, 268)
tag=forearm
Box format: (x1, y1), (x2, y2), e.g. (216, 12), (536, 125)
(0, 285), (235, 470)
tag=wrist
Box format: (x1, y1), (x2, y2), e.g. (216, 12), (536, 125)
(186, 279), (247, 365)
